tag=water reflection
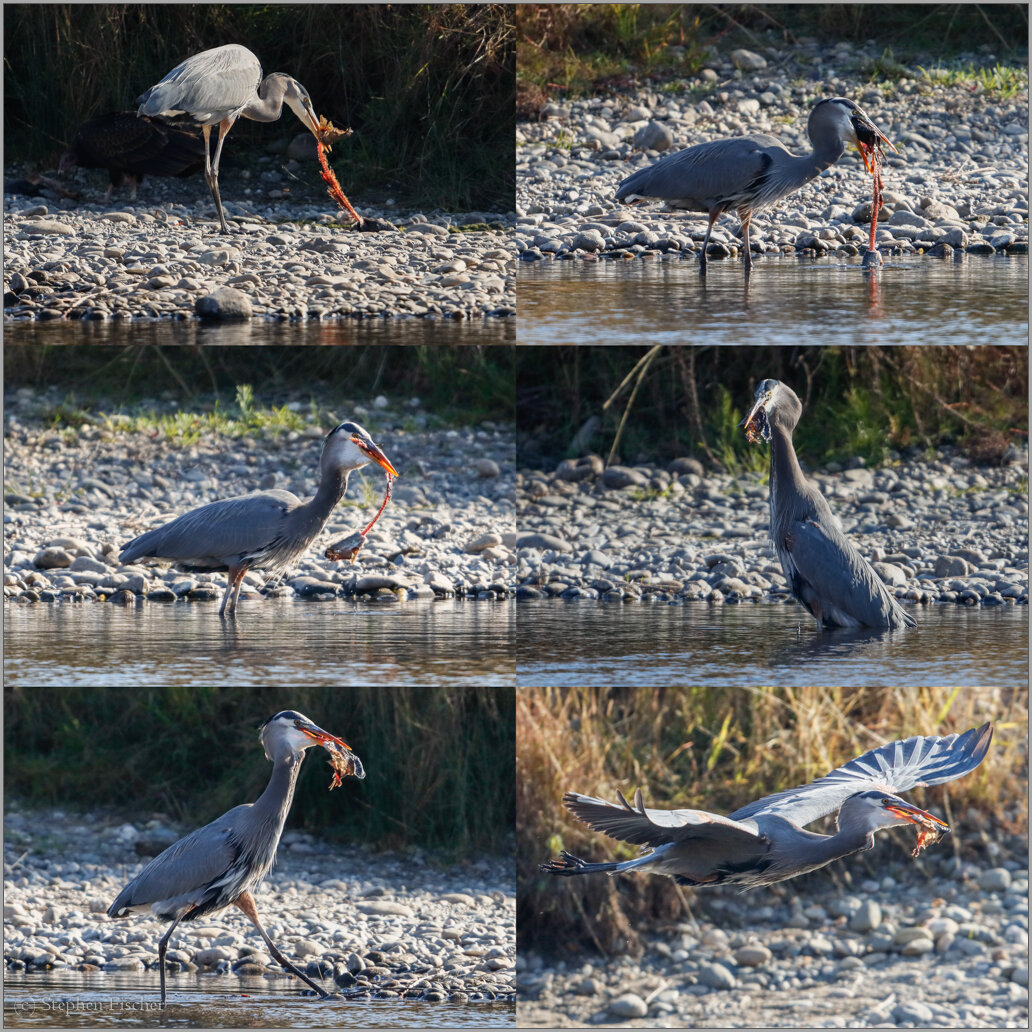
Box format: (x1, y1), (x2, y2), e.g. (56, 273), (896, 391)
(4, 599), (515, 687)
(518, 255), (1028, 347)
(516, 601), (1027, 687)
(4, 972), (514, 1028)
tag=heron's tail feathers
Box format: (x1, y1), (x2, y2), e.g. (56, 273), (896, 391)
(539, 850), (621, 877)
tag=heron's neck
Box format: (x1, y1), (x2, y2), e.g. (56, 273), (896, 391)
(769, 423), (807, 495)
(301, 468), (350, 529)
(809, 134), (847, 173)
(252, 752), (305, 845)
(242, 79), (288, 123)
(805, 825), (874, 870)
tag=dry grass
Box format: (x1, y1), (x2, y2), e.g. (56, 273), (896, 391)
(517, 687), (1027, 955)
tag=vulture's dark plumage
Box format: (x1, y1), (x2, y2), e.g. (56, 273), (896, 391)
(60, 112), (205, 198)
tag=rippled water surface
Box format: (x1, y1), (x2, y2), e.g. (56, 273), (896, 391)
(516, 602), (1027, 686)
(519, 255), (1028, 346)
(4, 973), (514, 1028)
(4, 600), (515, 687)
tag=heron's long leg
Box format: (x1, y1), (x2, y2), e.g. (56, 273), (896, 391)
(157, 913), (186, 1006)
(205, 117), (234, 234)
(219, 566), (246, 618)
(700, 210), (720, 274)
(234, 892), (333, 998)
(741, 212), (753, 273)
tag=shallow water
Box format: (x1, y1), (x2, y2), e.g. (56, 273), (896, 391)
(515, 601), (1027, 687)
(518, 254), (1028, 347)
(4, 599), (515, 687)
(2, 318), (515, 346)
(4, 972), (514, 1028)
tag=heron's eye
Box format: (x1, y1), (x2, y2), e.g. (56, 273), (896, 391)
(294, 720), (303, 728)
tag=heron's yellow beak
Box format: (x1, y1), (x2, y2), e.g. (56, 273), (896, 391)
(299, 722), (351, 751)
(739, 393), (772, 444)
(354, 437), (399, 477)
(883, 800), (950, 833)
(852, 113), (898, 174)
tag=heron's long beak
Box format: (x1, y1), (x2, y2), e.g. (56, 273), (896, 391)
(286, 95), (323, 137)
(299, 721), (352, 751)
(883, 800), (950, 834)
(852, 110), (898, 174)
(354, 437), (399, 477)
(739, 393), (772, 443)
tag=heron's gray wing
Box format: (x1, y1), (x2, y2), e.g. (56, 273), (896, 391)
(138, 44), (262, 121)
(563, 789), (762, 849)
(108, 808), (245, 915)
(120, 490), (301, 566)
(729, 723), (993, 826)
(784, 516), (915, 628)
(616, 135), (787, 206)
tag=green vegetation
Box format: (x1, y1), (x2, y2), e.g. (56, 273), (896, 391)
(515, 345), (1028, 472)
(4, 687), (515, 856)
(4, 4), (514, 211)
(518, 687), (1027, 955)
(5, 343), (516, 430)
(516, 3), (1028, 97)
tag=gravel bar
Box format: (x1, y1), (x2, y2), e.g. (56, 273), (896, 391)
(4, 168), (516, 321)
(517, 40), (1028, 264)
(4, 390), (516, 607)
(516, 449), (1028, 612)
(4, 807), (514, 1005)
(519, 846), (1028, 1028)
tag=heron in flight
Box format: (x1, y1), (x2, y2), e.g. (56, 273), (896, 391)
(108, 710), (365, 1004)
(120, 420), (397, 617)
(741, 379), (915, 630)
(541, 722), (992, 888)
(136, 44), (323, 233)
(616, 97), (896, 272)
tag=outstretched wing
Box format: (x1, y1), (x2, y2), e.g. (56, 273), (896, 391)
(563, 788), (762, 849)
(730, 723), (993, 826)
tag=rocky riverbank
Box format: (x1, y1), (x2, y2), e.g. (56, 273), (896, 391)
(515, 449), (1028, 612)
(3, 806), (515, 1005)
(519, 846), (1028, 1028)
(516, 39), (1028, 264)
(4, 388), (517, 607)
(3, 170), (516, 321)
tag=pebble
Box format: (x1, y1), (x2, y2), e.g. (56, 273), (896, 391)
(979, 868), (1012, 892)
(607, 992), (649, 1018)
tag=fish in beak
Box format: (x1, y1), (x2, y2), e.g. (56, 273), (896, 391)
(298, 721), (366, 788)
(851, 106), (898, 174)
(739, 389), (774, 444)
(882, 798), (950, 856)
(353, 435), (399, 477)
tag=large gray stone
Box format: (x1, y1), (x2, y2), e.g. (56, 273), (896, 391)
(632, 121), (674, 152)
(33, 547), (73, 569)
(601, 466), (647, 489)
(607, 993), (648, 1018)
(697, 961), (737, 990)
(196, 286), (253, 321)
(730, 48), (766, 71)
(517, 533), (572, 552)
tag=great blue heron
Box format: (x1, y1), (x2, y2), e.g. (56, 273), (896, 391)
(741, 379), (915, 630)
(59, 112), (206, 201)
(541, 722), (992, 888)
(136, 44), (322, 233)
(108, 709), (365, 1004)
(120, 420), (397, 617)
(615, 97), (896, 272)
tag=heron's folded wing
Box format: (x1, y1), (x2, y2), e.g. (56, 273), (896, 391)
(785, 517), (911, 626)
(108, 811), (242, 916)
(563, 789), (762, 849)
(120, 490), (300, 565)
(729, 723), (993, 826)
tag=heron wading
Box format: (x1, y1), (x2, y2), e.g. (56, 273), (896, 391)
(740, 379), (915, 630)
(108, 710), (365, 1004)
(120, 419), (397, 617)
(136, 44), (323, 233)
(542, 722), (992, 888)
(616, 97), (896, 272)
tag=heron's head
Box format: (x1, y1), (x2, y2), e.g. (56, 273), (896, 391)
(739, 378), (802, 442)
(843, 789), (950, 842)
(322, 420), (399, 478)
(274, 74), (321, 136)
(259, 709), (353, 761)
(814, 98), (898, 172)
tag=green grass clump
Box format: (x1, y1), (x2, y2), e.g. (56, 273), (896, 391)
(518, 686), (1028, 956)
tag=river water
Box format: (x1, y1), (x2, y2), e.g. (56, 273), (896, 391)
(515, 601), (1027, 687)
(4, 599), (515, 687)
(518, 254), (1028, 347)
(4, 972), (514, 1028)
